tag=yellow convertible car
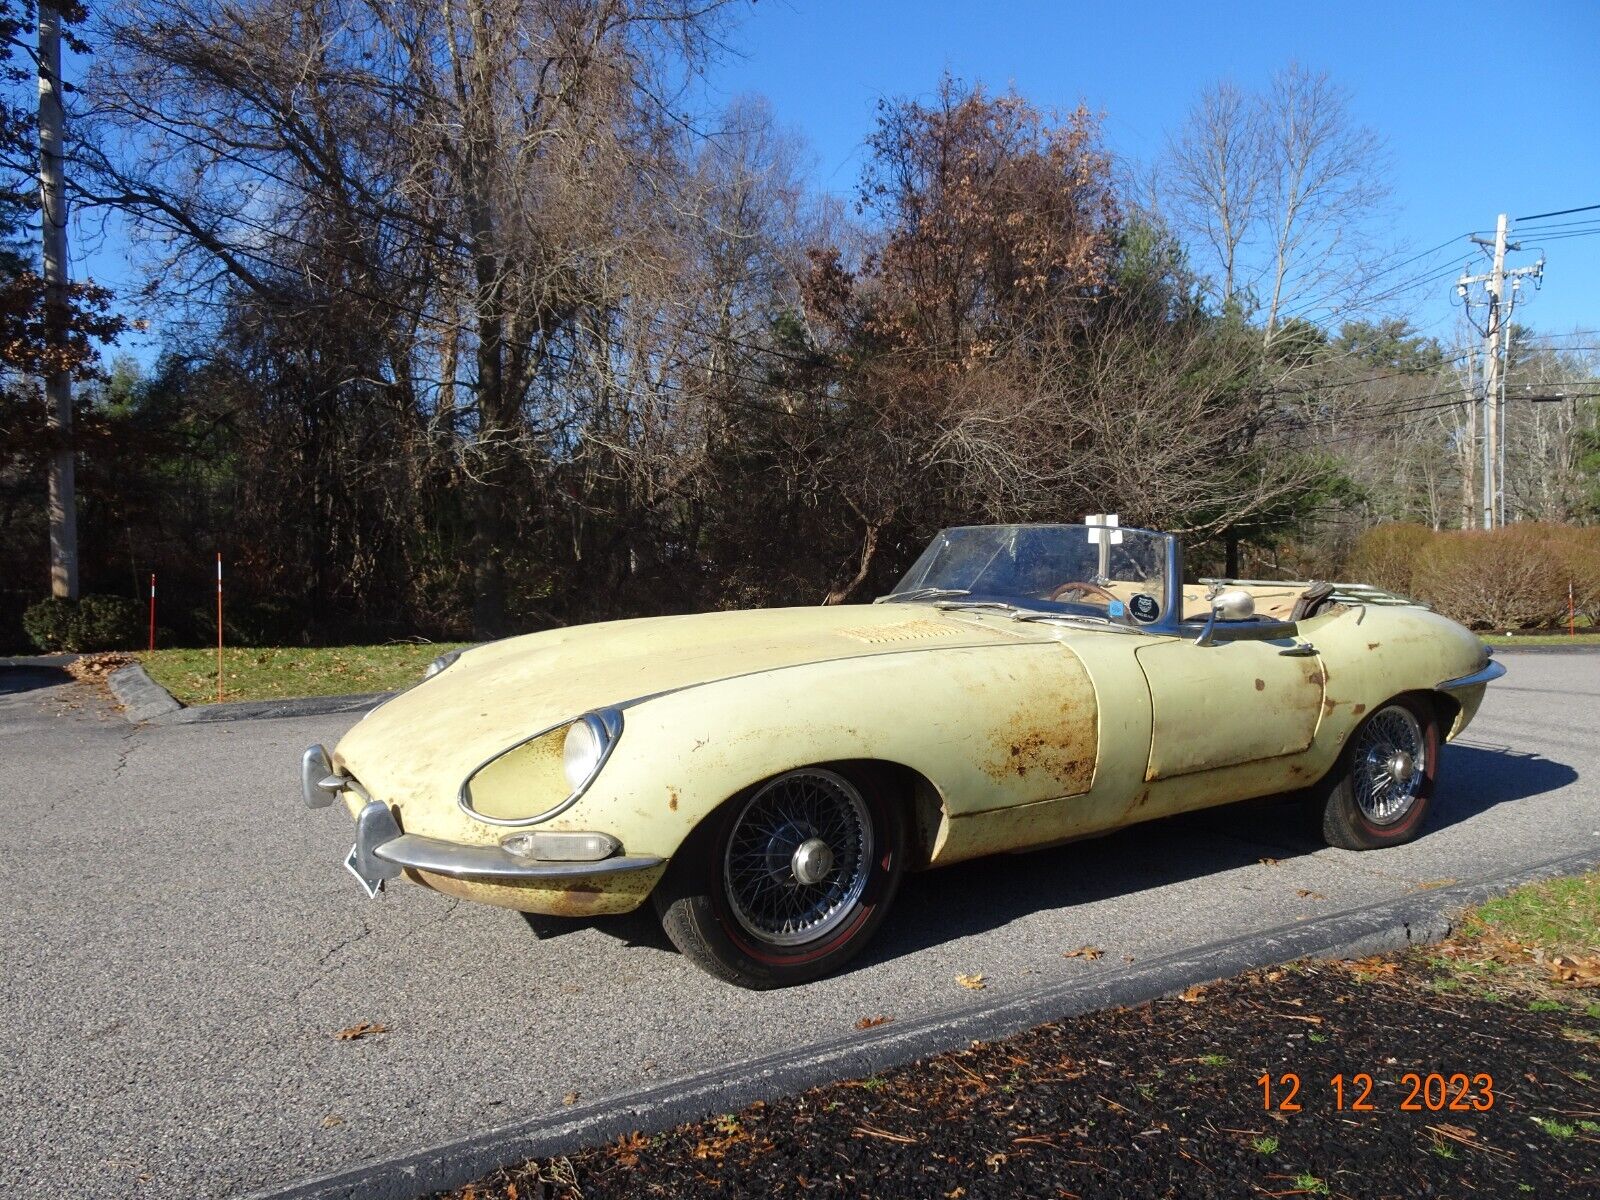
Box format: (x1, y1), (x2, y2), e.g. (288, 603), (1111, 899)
(302, 522), (1504, 988)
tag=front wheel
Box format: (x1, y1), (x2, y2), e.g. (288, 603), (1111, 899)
(1318, 696), (1439, 850)
(653, 767), (905, 988)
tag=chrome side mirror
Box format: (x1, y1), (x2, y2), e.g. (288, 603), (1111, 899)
(1196, 588), (1255, 646)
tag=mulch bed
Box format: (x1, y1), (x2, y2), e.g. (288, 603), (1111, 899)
(440, 957), (1600, 1199)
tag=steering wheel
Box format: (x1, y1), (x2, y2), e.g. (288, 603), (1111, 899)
(1048, 580), (1120, 605)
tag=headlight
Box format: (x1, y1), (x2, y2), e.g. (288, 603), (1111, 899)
(424, 648), (465, 679)
(563, 713), (612, 791)
(460, 708), (624, 825)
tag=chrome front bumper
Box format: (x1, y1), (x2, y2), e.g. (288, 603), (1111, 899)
(1436, 658), (1507, 691)
(302, 744), (664, 898)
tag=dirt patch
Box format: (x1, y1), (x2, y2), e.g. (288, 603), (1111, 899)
(437, 954), (1600, 1199)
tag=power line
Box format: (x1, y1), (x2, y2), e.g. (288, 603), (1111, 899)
(1516, 202), (1600, 221)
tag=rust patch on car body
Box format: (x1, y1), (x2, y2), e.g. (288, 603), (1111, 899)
(667, 787), (679, 811)
(1352, 702), (1366, 716)
(980, 700), (1098, 797)
(1307, 671), (1325, 686)
(1254, 678), (1265, 692)
(1367, 642), (1381, 651)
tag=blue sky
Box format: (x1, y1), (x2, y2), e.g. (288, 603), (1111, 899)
(704, 0), (1600, 343)
(80, 0), (1599, 360)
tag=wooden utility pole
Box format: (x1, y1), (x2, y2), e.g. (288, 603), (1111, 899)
(38, 3), (77, 598)
(1458, 214), (1542, 530)
(1479, 214), (1506, 531)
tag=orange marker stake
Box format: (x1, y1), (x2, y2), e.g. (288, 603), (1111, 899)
(216, 553), (224, 703)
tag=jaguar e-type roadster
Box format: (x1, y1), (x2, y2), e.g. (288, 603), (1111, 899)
(302, 521), (1504, 988)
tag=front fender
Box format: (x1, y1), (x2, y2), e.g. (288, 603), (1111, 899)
(535, 639), (1101, 862)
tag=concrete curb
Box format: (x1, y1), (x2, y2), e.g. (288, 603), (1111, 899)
(1489, 643), (1600, 654)
(107, 663), (183, 722)
(159, 692), (391, 724)
(102, 663), (391, 725)
(244, 845), (1600, 1200)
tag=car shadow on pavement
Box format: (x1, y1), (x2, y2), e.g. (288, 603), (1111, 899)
(0, 664), (73, 696)
(533, 742), (1580, 970)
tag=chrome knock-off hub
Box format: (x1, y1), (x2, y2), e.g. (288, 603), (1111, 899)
(791, 837), (834, 886)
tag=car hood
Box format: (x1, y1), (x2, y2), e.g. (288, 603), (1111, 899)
(333, 604), (1052, 804)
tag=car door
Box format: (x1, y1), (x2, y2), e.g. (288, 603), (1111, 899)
(1135, 624), (1325, 782)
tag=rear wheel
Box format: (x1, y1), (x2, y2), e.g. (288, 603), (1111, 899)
(653, 767), (905, 989)
(1318, 696), (1438, 850)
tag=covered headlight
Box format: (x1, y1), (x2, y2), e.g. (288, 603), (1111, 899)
(460, 708), (623, 825)
(563, 714), (610, 791)
(424, 648), (465, 679)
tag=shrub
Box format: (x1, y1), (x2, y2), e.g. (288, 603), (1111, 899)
(21, 596), (77, 652)
(1413, 526), (1571, 630)
(22, 594), (144, 652)
(72, 594), (143, 650)
(1344, 522), (1436, 597)
(1547, 525), (1600, 626)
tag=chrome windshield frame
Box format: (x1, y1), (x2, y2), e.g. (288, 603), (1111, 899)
(883, 523), (1186, 638)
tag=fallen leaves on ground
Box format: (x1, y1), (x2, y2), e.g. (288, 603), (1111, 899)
(67, 652), (133, 683)
(1064, 945), (1104, 961)
(1549, 954), (1600, 988)
(1258, 857), (1280, 867)
(562, 1092), (580, 1106)
(1295, 888), (1325, 900)
(956, 973), (987, 991)
(333, 1021), (390, 1041)
(855, 1015), (892, 1030)
(1177, 983), (1209, 1003)
(1346, 956), (1402, 980)
(321, 1114), (344, 1129)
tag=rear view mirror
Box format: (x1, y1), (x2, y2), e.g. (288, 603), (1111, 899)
(1196, 588), (1255, 646)
(1212, 588), (1255, 621)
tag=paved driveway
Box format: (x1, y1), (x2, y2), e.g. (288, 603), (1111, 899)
(0, 652), (1593, 1198)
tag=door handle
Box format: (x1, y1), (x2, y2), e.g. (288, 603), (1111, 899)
(1279, 643), (1318, 657)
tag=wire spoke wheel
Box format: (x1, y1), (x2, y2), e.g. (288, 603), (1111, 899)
(1351, 706), (1426, 826)
(722, 769), (873, 947)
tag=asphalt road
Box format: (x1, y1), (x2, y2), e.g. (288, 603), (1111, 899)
(0, 652), (1595, 1199)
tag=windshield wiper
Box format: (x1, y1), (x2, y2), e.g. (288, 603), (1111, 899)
(934, 599), (1021, 613)
(879, 587), (971, 603)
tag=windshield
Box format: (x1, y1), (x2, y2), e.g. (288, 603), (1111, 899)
(885, 524), (1173, 624)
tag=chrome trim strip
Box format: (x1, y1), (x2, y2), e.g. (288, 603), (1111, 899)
(373, 833), (663, 881)
(1436, 660), (1507, 691)
(457, 707), (624, 829)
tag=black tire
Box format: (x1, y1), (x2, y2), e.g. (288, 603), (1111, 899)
(1319, 695), (1439, 851)
(653, 766), (906, 989)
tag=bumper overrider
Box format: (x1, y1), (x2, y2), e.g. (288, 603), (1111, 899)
(301, 744), (664, 900)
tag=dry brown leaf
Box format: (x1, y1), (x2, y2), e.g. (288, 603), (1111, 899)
(1064, 945), (1104, 961)
(1295, 888), (1325, 900)
(613, 1131), (648, 1168)
(956, 973), (987, 990)
(320, 1113), (343, 1129)
(1177, 983), (1208, 1003)
(855, 1014), (893, 1030)
(562, 1091), (580, 1106)
(1549, 954), (1600, 988)
(333, 1021), (390, 1041)
(1347, 955), (1402, 979)
(1258, 856), (1280, 867)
